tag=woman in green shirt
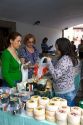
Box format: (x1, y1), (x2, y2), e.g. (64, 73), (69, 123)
(1, 32), (22, 87)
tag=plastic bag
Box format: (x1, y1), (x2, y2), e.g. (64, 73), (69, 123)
(21, 63), (29, 82)
(34, 57), (48, 79)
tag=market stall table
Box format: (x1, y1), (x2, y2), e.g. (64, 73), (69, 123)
(0, 110), (57, 125)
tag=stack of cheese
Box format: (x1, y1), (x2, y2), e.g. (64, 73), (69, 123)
(50, 97), (67, 107)
(26, 100), (37, 116)
(31, 95), (40, 104)
(56, 109), (67, 125)
(67, 106), (82, 125)
(71, 106), (82, 115)
(59, 98), (67, 107)
(81, 109), (83, 125)
(39, 97), (49, 108)
(82, 109), (83, 115)
(50, 97), (61, 107)
(67, 112), (80, 125)
(34, 107), (45, 120)
(81, 115), (83, 125)
(26, 95), (83, 125)
(46, 102), (58, 122)
(59, 106), (70, 113)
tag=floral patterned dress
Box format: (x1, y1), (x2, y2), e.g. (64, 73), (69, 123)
(19, 46), (39, 78)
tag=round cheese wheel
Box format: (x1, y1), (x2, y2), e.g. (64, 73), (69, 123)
(26, 108), (34, 112)
(34, 115), (45, 121)
(56, 109), (67, 121)
(31, 95), (40, 102)
(81, 116), (83, 125)
(71, 106), (82, 115)
(50, 98), (60, 106)
(38, 104), (45, 108)
(26, 110), (33, 116)
(46, 110), (56, 116)
(46, 102), (58, 111)
(82, 109), (83, 116)
(68, 112), (80, 125)
(26, 100), (37, 108)
(59, 106), (70, 113)
(46, 115), (56, 122)
(39, 97), (49, 106)
(52, 97), (62, 100)
(56, 120), (67, 125)
(34, 107), (45, 116)
(59, 98), (67, 106)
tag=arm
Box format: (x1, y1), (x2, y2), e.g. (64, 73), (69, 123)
(1, 51), (16, 87)
(42, 43), (53, 51)
(47, 56), (71, 80)
(48, 45), (53, 50)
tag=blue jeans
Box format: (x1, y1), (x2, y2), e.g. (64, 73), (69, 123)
(55, 90), (76, 106)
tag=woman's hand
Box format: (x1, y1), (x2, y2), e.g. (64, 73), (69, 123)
(23, 61), (31, 69)
(28, 64), (34, 68)
(23, 65), (28, 69)
(20, 57), (26, 64)
(46, 57), (52, 63)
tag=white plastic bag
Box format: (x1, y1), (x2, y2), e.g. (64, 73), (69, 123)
(21, 63), (29, 82)
(34, 57), (48, 79)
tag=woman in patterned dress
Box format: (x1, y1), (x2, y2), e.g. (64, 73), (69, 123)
(46, 38), (78, 106)
(19, 33), (39, 78)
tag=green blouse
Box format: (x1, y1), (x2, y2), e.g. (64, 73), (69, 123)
(1, 49), (22, 87)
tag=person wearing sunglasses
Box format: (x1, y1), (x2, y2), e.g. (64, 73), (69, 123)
(19, 33), (39, 78)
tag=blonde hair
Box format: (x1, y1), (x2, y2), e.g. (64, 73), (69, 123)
(23, 33), (36, 45)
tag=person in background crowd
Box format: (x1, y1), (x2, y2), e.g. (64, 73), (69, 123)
(41, 37), (53, 54)
(78, 39), (83, 60)
(18, 33), (39, 78)
(1, 32), (22, 87)
(71, 41), (76, 54)
(78, 39), (83, 81)
(46, 38), (78, 106)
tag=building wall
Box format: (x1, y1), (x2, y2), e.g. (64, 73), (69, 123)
(16, 21), (61, 52)
(0, 18), (62, 52)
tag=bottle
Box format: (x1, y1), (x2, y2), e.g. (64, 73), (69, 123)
(79, 100), (83, 109)
(26, 83), (29, 91)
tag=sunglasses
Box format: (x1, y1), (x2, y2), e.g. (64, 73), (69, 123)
(28, 41), (34, 43)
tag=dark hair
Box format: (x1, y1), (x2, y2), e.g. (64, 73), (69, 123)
(71, 41), (74, 44)
(42, 37), (48, 43)
(23, 33), (36, 45)
(81, 39), (83, 44)
(55, 38), (78, 66)
(7, 32), (22, 47)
